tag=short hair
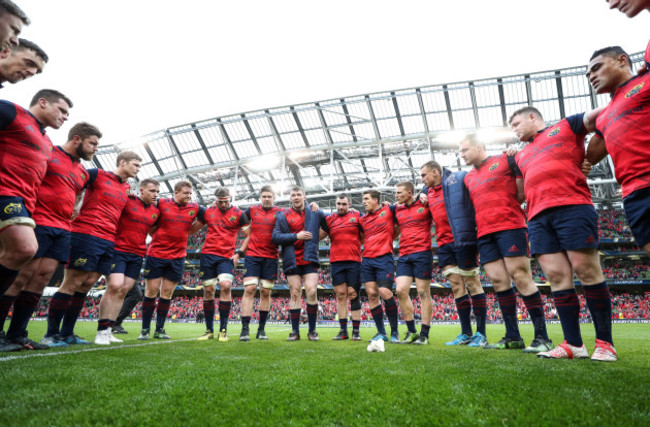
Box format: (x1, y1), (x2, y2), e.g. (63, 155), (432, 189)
(13, 38), (47, 63)
(214, 186), (230, 198)
(363, 190), (380, 201)
(590, 46), (632, 70)
(421, 160), (441, 174)
(0, 0), (30, 25)
(29, 89), (73, 108)
(509, 106), (544, 124)
(115, 151), (142, 167)
(67, 122), (102, 142)
(396, 181), (415, 193)
(260, 185), (274, 195)
(140, 178), (160, 188)
(337, 193), (350, 202)
(174, 180), (192, 192)
(289, 186), (304, 195)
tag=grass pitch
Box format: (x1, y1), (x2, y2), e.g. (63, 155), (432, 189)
(1, 322), (648, 426)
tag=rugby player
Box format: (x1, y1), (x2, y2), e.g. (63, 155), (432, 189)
(420, 161), (488, 347)
(359, 190), (400, 343)
(0, 122), (99, 352)
(94, 179), (160, 345)
(509, 105), (615, 361)
(272, 186), (326, 341)
(41, 151), (142, 346)
(196, 187), (250, 342)
(138, 181), (204, 340)
(460, 135), (552, 353)
(586, 45), (650, 259)
(319, 193), (363, 341)
(0, 0), (29, 53)
(392, 182), (433, 345)
(0, 89), (71, 297)
(239, 185), (282, 341)
(0, 39), (47, 87)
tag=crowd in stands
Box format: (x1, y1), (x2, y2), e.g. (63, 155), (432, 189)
(598, 209), (634, 240)
(29, 292), (650, 322)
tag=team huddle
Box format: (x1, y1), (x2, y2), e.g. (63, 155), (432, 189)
(0, 1), (649, 364)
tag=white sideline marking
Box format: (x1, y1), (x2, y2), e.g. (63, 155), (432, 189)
(0, 328), (292, 362)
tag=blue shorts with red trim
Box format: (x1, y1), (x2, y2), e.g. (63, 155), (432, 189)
(528, 205), (598, 256)
(144, 256), (185, 283)
(67, 232), (115, 275)
(285, 262), (319, 277)
(200, 254), (235, 281)
(244, 256), (278, 281)
(34, 225), (70, 262)
(623, 186), (650, 247)
(361, 253), (395, 288)
(331, 261), (361, 287)
(437, 243), (479, 270)
(110, 250), (143, 280)
(477, 228), (529, 264)
(396, 250), (433, 279)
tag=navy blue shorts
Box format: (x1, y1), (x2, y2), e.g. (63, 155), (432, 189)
(528, 205), (599, 256)
(331, 261), (361, 287)
(396, 250), (433, 279)
(623, 186), (650, 247)
(361, 254), (395, 288)
(200, 254), (235, 281)
(0, 196), (34, 230)
(144, 256), (185, 283)
(110, 250), (143, 280)
(285, 262), (319, 277)
(477, 228), (529, 265)
(244, 256), (278, 281)
(437, 243), (479, 270)
(68, 232), (115, 275)
(34, 225), (70, 262)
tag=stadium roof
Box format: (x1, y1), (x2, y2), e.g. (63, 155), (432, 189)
(86, 50), (645, 208)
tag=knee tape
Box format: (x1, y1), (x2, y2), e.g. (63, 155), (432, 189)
(218, 273), (234, 283)
(203, 278), (218, 287)
(261, 279), (275, 290)
(243, 278), (259, 287)
(459, 267), (480, 277)
(443, 267), (461, 277)
(350, 296), (361, 311)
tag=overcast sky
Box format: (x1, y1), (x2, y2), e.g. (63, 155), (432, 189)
(3, 1), (648, 146)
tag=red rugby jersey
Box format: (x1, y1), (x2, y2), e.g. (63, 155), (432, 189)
(394, 199), (432, 256)
(284, 207), (309, 265)
(464, 154), (526, 238)
(245, 205), (282, 259)
(0, 101), (53, 214)
(359, 205), (394, 258)
(427, 184), (453, 247)
(147, 198), (204, 259)
(595, 69), (650, 198)
(114, 197), (160, 257)
(201, 206), (250, 258)
(32, 146), (89, 231)
(515, 115), (592, 219)
(323, 211), (362, 262)
(72, 169), (131, 242)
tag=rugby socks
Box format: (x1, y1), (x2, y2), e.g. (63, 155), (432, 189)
(141, 296), (156, 330)
(46, 292), (71, 337)
(259, 310), (269, 330)
(471, 293), (487, 335)
(97, 319), (111, 331)
(0, 294), (16, 331)
(6, 291), (40, 340)
(382, 297), (399, 335)
(522, 291), (549, 340)
(338, 318), (348, 332)
(155, 297), (171, 331)
(0, 264), (18, 296)
(218, 300), (231, 332)
(420, 323), (430, 338)
(60, 292), (87, 337)
(241, 315), (251, 331)
(289, 308), (301, 333)
(552, 289), (583, 347)
(203, 299), (215, 332)
(496, 289), (521, 340)
(455, 294), (473, 337)
(352, 319), (361, 334)
(406, 319), (417, 334)
(584, 282), (613, 345)
(306, 303), (318, 333)
(370, 304), (386, 335)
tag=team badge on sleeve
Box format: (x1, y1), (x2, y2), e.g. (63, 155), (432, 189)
(547, 127), (561, 137)
(625, 82), (644, 98)
(489, 162), (499, 171)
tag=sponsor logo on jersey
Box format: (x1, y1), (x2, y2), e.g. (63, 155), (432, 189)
(25, 124), (35, 133)
(489, 162), (499, 171)
(625, 82), (644, 98)
(74, 258), (87, 267)
(3, 203), (22, 214)
(547, 127), (561, 137)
